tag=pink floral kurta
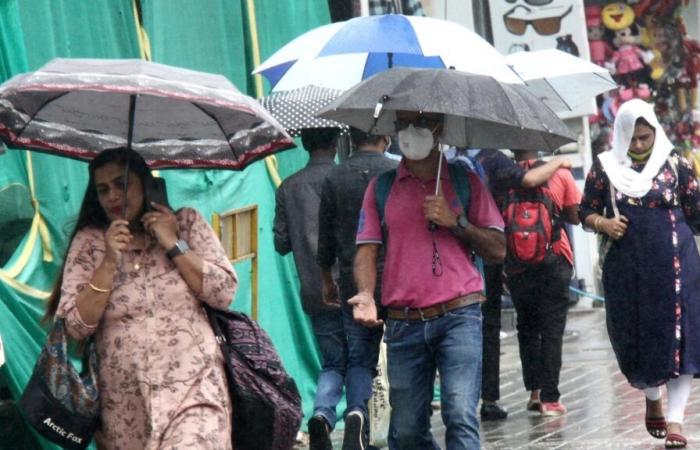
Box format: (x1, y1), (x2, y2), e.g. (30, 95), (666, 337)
(57, 208), (237, 450)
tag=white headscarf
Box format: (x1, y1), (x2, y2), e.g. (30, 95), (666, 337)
(597, 99), (674, 198)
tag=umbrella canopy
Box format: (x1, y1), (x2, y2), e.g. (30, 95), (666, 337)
(317, 67), (576, 152)
(0, 58), (294, 169)
(505, 49), (617, 112)
(258, 86), (348, 137)
(254, 14), (523, 91)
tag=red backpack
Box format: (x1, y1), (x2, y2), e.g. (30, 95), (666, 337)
(502, 161), (561, 272)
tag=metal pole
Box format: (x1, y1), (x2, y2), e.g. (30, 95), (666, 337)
(123, 94), (137, 219)
(360, 0), (369, 16)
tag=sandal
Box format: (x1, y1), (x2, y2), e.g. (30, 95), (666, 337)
(646, 417), (667, 439)
(526, 390), (541, 411)
(645, 398), (667, 439)
(526, 399), (541, 411)
(665, 433), (687, 449)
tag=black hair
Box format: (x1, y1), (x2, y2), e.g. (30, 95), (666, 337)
(300, 128), (340, 152)
(44, 148), (154, 321)
(349, 127), (385, 148)
(635, 117), (654, 129)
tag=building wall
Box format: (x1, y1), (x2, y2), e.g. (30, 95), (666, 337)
(684, 1), (700, 41)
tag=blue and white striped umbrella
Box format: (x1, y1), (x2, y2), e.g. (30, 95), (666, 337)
(254, 14), (522, 91)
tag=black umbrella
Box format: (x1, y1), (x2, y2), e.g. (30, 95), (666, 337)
(0, 58), (294, 169)
(258, 86), (348, 137)
(317, 67), (576, 152)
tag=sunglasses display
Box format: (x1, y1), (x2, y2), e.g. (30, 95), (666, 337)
(505, 0), (554, 5)
(504, 5), (573, 36)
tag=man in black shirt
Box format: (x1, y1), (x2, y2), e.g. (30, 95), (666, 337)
(273, 128), (342, 450)
(317, 128), (397, 450)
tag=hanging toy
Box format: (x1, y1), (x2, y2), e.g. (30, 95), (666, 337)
(586, 5), (613, 67)
(644, 17), (668, 81)
(610, 23), (654, 89)
(601, 2), (635, 31)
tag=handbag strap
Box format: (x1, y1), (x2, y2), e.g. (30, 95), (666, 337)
(50, 318), (97, 377)
(203, 305), (226, 345)
(609, 182), (620, 219)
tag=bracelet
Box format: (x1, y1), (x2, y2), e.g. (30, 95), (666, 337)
(593, 216), (603, 233)
(88, 282), (111, 293)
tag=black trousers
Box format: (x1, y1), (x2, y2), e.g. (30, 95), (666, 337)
(481, 263), (503, 402)
(505, 256), (572, 403)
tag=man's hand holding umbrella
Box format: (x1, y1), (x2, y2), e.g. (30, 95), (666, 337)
(424, 193), (458, 229)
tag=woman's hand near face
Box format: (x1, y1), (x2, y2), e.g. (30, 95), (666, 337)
(142, 202), (178, 249)
(104, 219), (132, 265)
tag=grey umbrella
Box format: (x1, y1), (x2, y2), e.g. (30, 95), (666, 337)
(0, 58), (294, 169)
(317, 67), (576, 152)
(258, 86), (348, 137)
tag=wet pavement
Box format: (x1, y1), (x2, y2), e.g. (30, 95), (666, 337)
(303, 308), (700, 449)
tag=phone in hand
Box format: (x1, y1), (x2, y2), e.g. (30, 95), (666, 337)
(144, 177), (171, 211)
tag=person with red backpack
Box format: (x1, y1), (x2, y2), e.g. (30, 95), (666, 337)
(449, 148), (573, 421)
(502, 149), (581, 417)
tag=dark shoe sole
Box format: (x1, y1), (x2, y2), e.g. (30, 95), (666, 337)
(481, 411), (508, 421)
(309, 416), (332, 450)
(342, 412), (365, 450)
(481, 404), (508, 420)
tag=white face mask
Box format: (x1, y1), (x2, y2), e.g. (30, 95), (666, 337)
(398, 125), (434, 160)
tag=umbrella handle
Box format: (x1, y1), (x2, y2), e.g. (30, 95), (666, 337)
(428, 147), (445, 231)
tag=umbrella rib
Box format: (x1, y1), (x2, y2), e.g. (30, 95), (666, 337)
(191, 103), (238, 160)
(542, 78), (573, 111)
(14, 91), (70, 141)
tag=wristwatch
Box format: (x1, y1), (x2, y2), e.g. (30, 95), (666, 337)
(166, 239), (190, 259)
(451, 214), (469, 235)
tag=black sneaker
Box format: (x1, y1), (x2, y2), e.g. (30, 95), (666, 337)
(308, 415), (332, 450)
(342, 410), (367, 450)
(480, 401), (508, 421)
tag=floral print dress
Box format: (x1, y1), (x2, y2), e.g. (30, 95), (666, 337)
(580, 151), (700, 388)
(57, 208), (237, 450)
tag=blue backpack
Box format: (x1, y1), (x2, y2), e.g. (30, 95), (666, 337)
(374, 162), (471, 226)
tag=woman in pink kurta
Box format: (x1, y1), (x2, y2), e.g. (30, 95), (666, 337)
(46, 148), (237, 450)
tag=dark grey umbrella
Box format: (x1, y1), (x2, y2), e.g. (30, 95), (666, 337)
(317, 67), (576, 152)
(258, 86), (348, 137)
(0, 58), (294, 169)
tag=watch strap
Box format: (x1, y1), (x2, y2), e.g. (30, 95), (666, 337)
(166, 239), (189, 259)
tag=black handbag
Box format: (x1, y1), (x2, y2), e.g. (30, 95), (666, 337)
(19, 319), (100, 450)
(204, 305), (302, 450)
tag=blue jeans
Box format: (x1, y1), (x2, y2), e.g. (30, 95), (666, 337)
(385, 304), (483, 450)
(310, 309), (347, 428)
(342, 304), (383, 421)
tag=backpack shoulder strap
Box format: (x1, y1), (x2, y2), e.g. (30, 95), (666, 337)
(447, 163), (471, 215)
(375, 168), (397, 225)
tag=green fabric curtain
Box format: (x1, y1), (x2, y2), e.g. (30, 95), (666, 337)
(0, 0), (335, 447)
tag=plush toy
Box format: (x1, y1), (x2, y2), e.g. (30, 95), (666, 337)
(610, 23), (653, 85)
(644, 18), (668, 80)
(586, 5), (613, 66)
(601, 3), (635, 31)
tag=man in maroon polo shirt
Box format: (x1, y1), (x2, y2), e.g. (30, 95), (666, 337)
(348, 111), (505, 449)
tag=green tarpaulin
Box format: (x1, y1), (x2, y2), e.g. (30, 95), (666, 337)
(0, 1), (335, 448)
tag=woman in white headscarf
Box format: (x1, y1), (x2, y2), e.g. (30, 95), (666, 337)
(580, 99), (700, 449)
